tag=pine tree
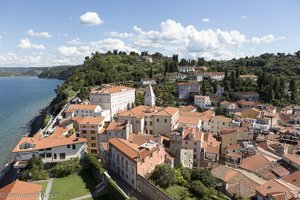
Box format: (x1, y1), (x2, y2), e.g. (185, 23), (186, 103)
(201, 80), (207, 95)
(290, 79), (297, 103)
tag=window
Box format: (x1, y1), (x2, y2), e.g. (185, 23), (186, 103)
(91, 137), (96, 140)
(91, 149), (97, 154)
(92, 143), (96, 147)
(82, 130), (87, 134)
(39, 154), (45, 158)
(157, 119), (159, 122)
(150, 121), (153, 126)
(46, 153), (52, 158)
(72, 144), (76, 149)
(194, 142), (197, 146)
(53, 153), (57, 159)
(59, 153), (66, 159)
(67, 145), (70, 148)
(132, 179), (134, 185)
(91, 130), (96, 134)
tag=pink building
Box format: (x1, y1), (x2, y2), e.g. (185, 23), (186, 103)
(170, 127), (220, 167)
(108, 137), (173, 189)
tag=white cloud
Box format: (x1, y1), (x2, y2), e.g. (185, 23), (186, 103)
(90, 38), (138, 53)
(0, 36), (2, 40)
(202, 18), (210, 23)
(67, 37), (83, 45)
(241, 16), (248, 19)
(17, 39), (45, 49)
(109, 32), (134, 38)
(27, 29), (52, 38)
(79, 12), (103, 26)
(57, 46), (80, 55)
(252, 34), (285, 44)
(121, 19), (246, 60)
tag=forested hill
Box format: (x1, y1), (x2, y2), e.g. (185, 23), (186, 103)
(38, 65), (79, 80)
(0, 65), (76, 78)
(0, 67), (46, 77)
(49, 50), (300, 114)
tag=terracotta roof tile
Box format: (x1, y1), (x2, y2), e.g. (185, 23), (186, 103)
(12, 137), (86, 153)
(69, 104), (98, 110)
(0, 180), (42, 200)
(256, 180), (293, 199)
(79, 116), (105, 125)
(240, 154), (271, 172)
(91, 85), (134, 94)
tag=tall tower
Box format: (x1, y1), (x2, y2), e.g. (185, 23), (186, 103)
(144, 84), (155, 107)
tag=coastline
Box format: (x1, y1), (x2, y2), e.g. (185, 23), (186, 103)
(0, 77), (61, 185)
(28, 104), (50, 136)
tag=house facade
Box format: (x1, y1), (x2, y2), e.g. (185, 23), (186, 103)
(66, 104), (111, 121)
(12, 137), (87, 164)
(90, 85), (135, 117)
(79, 116), (105, 155)
(177, 82), (201, 99)
(178, 66), (195, 73)
(108, 138), (171, 189)
(194, 95), (212, 109)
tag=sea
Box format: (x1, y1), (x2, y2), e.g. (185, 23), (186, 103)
(0, 76), (63, 170)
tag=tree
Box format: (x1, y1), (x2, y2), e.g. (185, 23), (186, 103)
(149, 65), (153, 78)
(151, 164), (176, 188)
(230, 71), (236, 90)
(179, 58), (189, 66)
(290, 79), (298, 103)
(197, 57), (206, 66)
(201, 80), (207, 95)
(191, 168), (216, 188)
(190, 180), (208, 198)
(236, 67), (240, 78)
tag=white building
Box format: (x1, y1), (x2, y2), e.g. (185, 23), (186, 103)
(167, 72), (187, 82)
(144, 84), (155, 107)
(203, 72), (225, 81)
(140, 78), (156, 85)
(192, 73), (203, 82)
(66, 104), (111, 121)
(194, 95), (212, 109)
(178, 66), (195, 73)
(177, 82), (201, 99)
(12, 136), (87, 164)
(90, 85), (136, 117)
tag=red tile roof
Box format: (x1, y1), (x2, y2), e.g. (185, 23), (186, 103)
(0, 180), (41, 200)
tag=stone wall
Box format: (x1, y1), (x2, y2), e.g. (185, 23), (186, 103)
(137, 175), (172, 200)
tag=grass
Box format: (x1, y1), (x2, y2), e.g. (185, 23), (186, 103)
(36, 181), (48, 196)
(49, 170), (99, 200)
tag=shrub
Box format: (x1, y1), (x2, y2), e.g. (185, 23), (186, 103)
(151, 164), (176, 188)
(50, 158), (81, 177)
(18, 157), (48, 181)
(191, 168), (216, 188)
(84, 153), (105, 175)
(190, 180), (208, 198)
(165, 185), (190, 200)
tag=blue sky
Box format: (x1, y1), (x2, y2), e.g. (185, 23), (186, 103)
(0, 0), (299, 67)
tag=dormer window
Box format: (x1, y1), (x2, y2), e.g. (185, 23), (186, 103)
(19, 142), (34, 150)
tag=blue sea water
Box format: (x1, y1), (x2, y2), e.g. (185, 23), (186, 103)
(0, 77), (63, 169)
